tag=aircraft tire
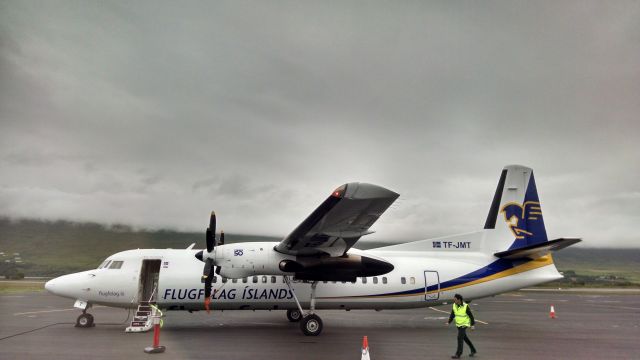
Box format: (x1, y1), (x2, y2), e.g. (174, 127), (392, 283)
(300, 314), (322, 336)
(286, 309), (302, 322)
(76, 313), (94, 328)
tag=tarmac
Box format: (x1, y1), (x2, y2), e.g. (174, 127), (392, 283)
(1, 290), (639, 359)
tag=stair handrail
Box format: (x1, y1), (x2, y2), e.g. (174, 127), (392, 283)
(147, 283), (158, 303)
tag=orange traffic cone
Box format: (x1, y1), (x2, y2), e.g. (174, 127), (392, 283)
(549, 305), (556, 319)
(361, 335), (370, 360)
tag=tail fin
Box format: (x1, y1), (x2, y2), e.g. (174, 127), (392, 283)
(484, 165), (549, 251)
(373, 164), (580, 256)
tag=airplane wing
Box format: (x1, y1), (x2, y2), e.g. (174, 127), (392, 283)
(274, 183), (399, 257)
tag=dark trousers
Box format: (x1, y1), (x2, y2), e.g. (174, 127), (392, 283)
(456, 326), (476, 356)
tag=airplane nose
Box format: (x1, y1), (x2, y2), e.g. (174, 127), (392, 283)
(45, 277), (58, 294)
(44, 272), (93, 299)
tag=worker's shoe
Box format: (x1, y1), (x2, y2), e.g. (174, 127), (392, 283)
(470, 352), (477, 357)
(451, 356), (461, 359)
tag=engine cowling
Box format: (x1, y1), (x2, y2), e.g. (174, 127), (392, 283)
(211, 242), (393, 281)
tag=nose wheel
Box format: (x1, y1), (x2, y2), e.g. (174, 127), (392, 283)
(75, 312), (95, 328)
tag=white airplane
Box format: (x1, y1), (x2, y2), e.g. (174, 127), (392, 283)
(45, 165), (580, 336)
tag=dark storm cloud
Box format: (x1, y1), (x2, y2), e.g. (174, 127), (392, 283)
(0, 1), (639, 246)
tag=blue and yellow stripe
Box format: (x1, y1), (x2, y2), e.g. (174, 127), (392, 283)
(319, 255), (554, 300)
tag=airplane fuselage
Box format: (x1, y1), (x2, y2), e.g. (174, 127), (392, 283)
(46, 239), (561, 311)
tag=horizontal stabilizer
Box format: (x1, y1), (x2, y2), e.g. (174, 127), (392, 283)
(494, 238), (582, 260)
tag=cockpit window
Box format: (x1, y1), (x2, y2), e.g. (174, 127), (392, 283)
(108, 261), (124, 269)
(98, 260), (109, 269)
(100, 260), (112, 269)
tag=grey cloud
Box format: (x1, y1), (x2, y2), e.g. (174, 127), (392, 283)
(1, 1), (639, 246)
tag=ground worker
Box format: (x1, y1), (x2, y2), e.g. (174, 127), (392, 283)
(446, 294), (477, 358)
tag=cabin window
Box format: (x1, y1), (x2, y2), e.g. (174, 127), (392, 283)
(242, 277), (248, 283)
(410, 277), (415, 284)
(232, 278), (238, 283)
(212, 276), (217, 283)
(331, 281), (337, 284)
(362, 278), (367, 284)
(373, 277), (378, 284)
(253, 276), (258, 283)
(382, 277), (387, 284)
(222, 277), (228, 283)
(401, 277), (406, 284)
(271, 276), (277, 283)
(109, 261), (123, 269)
(262, 276), (267, 283)
(322, 281), (328, 284)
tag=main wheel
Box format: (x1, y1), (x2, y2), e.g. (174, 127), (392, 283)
(300, 314), (323, 336)
(287, 309), (302, 322)
(76, 313), (94, 328)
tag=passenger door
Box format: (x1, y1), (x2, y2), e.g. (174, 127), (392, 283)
(423, 271), (440, 301)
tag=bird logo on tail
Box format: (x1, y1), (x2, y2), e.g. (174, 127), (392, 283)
(500, 201), (543, 239)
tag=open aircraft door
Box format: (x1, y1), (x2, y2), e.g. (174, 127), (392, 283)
(423, 271), (440, 301)
(137, 259), (162, 303)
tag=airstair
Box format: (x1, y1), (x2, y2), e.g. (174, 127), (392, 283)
(125, 282), (158, 333)
(125, 301), (155, 333)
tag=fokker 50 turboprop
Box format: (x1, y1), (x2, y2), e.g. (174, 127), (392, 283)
(45, 165), (580, 336)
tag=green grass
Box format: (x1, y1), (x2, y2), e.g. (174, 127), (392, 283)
(0, 280), (45, 294)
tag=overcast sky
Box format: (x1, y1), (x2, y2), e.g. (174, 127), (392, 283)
(1, 1), (638, 247)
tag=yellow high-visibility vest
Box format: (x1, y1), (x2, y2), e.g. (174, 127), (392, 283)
(453, 303), (471, 328)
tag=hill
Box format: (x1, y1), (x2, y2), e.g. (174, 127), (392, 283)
(1, 218), (638, 287)
(0, 217), (278, 276)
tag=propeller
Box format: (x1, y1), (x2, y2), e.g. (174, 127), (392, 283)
(195, 211), (219, 313)
(206, 211), (216, 252)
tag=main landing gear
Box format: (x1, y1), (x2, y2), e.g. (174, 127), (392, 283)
(286, 309), (302, 322)
(76, 310), (95, 328)
(284, 277), (323, 336)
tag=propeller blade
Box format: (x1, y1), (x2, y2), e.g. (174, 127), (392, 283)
(206, 211), (216, 252)
(202, 258), (215, 314)
(206, 229), (214, 253)
(202, 258), (213, 280)
(219, 230), (225, 245)
(209, 211), (216, 232)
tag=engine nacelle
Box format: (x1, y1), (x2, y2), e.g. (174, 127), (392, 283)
(212, 242), (394, 281)
(214, 242), (294, 279)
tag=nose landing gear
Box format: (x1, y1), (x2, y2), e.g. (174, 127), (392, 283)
(76, 311), (95, 328)
(73, 299), (94, 328)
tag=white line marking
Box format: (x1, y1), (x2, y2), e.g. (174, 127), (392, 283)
(429, 306), (449, 314)
(429, 306), (489, 325)
(14, 308), (76, 316)
(14, 305), (105, 316)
